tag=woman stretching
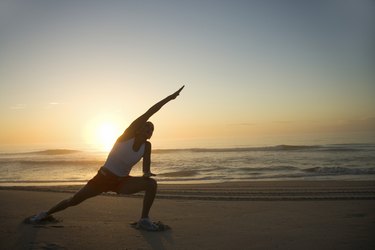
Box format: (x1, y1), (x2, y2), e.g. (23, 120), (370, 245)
(30, 86), (184, 231)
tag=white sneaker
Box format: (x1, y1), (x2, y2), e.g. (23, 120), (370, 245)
(29, 212), (48, 223)
(137, 218), (159, 231)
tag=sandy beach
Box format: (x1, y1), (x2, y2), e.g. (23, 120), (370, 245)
(1, 181), (374, 250)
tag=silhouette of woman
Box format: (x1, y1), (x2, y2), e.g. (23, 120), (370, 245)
(30, 86), (184, 231)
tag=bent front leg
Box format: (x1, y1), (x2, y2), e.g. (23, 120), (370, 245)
(117, 177), (158, 219)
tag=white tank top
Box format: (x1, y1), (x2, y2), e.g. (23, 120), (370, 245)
(102, 138), (145, 177)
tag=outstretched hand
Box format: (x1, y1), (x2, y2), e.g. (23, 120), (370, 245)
(169, 85), (185, 100)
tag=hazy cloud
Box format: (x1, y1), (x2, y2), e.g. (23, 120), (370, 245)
(271, 121), (296, 124)
(10, 104), (25, 110)
(336, 117), (375, 132)
(228, 123), (257, 127)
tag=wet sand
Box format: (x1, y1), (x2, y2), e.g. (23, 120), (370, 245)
(1, 181), (374, 249)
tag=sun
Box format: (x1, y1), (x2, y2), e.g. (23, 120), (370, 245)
(84, 117), (124, 152)
(97, 123), (120, 152)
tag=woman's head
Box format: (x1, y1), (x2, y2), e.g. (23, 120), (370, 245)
(136, 121), (154, 140)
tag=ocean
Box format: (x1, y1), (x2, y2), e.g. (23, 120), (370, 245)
(0, 143), (374, 186)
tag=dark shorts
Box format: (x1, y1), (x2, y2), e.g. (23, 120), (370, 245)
(87, 167), (130, 193)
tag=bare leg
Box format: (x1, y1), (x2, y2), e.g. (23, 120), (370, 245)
(47, 184), (101, 216)
(117, 177), (157, 218)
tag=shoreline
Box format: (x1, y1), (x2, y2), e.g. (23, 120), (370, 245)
(1, 180), (374, 201)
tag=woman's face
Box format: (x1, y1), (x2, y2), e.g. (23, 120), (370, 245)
(138, 123), (154, 140)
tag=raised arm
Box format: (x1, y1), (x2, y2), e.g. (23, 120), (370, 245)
(137, 85), (184, 125)
(119, 85), (184, 140)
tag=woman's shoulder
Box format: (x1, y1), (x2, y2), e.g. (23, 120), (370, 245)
(116, 133), (135, 143)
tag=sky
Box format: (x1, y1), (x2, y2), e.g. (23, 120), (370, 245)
(0, 0), (374, 151)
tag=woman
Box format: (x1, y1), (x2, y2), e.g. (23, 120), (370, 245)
(30, 86), (184, 231)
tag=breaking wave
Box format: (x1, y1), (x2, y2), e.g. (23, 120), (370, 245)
(0, 149), (81, 156)
(304, 167), (375, 176)
(153, 144), (374, 154)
